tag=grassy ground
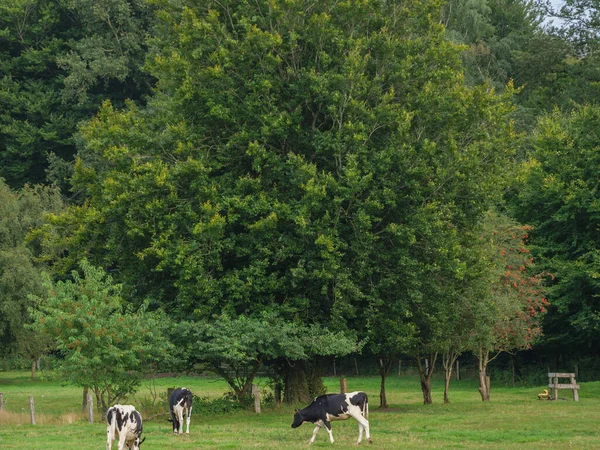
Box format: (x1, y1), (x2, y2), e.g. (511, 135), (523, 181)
(0, 371), (599, 449)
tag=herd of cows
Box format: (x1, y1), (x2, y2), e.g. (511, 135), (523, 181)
(106, 389), (372, 449)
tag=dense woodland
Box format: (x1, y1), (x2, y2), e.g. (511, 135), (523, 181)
(1, 0), (600, 410)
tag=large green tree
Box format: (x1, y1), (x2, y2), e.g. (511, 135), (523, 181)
(508, 105), (600, 361)
(0, 180), (62, 375)
(37, 0), (518, 401)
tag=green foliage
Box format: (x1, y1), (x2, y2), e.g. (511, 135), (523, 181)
(508, 105), (600, 354)
(57, 0), (154, 104)
(40, 0), (517, 329)
(443, 0), (543, 89)
(174, 313), (357, 398)
(0, 180), (62, 361)
(28, 259), (172, 411)
(193, 392), (248, 414)
(0, 0), (77, 186)
(0, 0), (154, 188)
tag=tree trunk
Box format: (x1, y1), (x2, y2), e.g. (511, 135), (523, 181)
(31, 360), (36, 380)
(273, 379), (282, 405)
(375, 355), (393, 408)
(283, 361), (312, 404)
(511, 353), (522, 383)
(477, 347), (491, 401)
(416, 353), (437, 405)
(442, 348), (459, 404)
(305, 361), (326, 398)
(213, 360), (262, 404)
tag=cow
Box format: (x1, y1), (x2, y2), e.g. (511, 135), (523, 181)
(106, 404), (145, 450)
(291, 391), (372, 445)
(169, 387), (193, 434)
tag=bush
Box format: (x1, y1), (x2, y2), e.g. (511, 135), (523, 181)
(192, 392), (247, 415)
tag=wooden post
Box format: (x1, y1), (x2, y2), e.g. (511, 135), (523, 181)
(333, 357), (337, 377)
(554, 374), (559, 400)
(340, 377), (347, 394)
(29, 396), (36, 425)
(570, 374), (579, 401)
(87, 392), (94, 423)
(456, 361), (460, 381)
(252, 384), (261, 414)
(82, 386), (88, 413)
(0, 393), (3, 410)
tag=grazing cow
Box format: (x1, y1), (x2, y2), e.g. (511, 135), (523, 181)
(291, 391), (372, 445)
(106, 404), (145, 450)
(169, 387), (193, 434)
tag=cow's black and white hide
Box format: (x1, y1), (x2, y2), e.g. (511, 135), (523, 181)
(291, 391), (372, 445)
(106, 404), (145, 450)
(169, 387), (193, 434)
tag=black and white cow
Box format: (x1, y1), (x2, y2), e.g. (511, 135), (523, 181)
(169, 387), (193, 434)
(291, 391), (372, 445)
(106, 404), (145, 450)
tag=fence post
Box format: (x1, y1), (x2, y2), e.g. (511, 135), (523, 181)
(29, 396), (36, 425)
(167, 387), (175, 407)
(87, 392), (94, 423)
(0, 393), (4, 410)
(82, 386), (88, 413)
(340, 377), (347, 394)
(252, 384), (261, 414)
(456, 361), (460, 381)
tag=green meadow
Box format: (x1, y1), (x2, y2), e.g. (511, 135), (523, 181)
(1, 371), (598, 449)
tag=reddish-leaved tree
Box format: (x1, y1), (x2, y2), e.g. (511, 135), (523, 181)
(467, 213), (549, 401)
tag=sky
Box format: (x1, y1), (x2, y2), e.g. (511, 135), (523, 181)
(544, 0), (566, 28)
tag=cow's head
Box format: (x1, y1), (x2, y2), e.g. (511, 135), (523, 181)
(291, 409), (304, 428)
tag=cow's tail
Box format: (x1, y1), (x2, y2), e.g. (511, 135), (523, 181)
(363, 393), (369, 420)
(106, 408), (117, 450)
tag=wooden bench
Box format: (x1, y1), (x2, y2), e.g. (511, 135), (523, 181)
(548, 372), (579, 401)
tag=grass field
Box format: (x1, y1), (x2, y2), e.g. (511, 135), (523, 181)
(1, 371), (599, 449)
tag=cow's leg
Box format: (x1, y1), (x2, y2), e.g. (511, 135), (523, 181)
(308, 424), (321, 445)
(323, 420), (334, 444)
(185, 406), (192, 434)
(106, 424), (114, 450)
(358, 421), (364, 444)
(347, 408), (372, 444)
(117, 432), (128, 450)
(178, 408), (184, 434)
(171, 410), (178, 434)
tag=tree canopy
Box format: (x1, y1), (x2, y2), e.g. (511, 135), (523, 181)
(29, 260), (171, 411)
